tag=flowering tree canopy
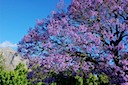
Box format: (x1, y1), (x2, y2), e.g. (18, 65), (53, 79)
(18, 0), (128, 84)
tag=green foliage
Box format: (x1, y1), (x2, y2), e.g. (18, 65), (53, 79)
(28, 66), (110, 85)
(36, 82), (45, 85)
(0, 63), (29, 85)
(50, 82), (57, 85)
(75, 75), (83, 85)
(85, 73), (110, 85)
(98, 73), (110, 85)
(27, 60), (110, 85)
(86, 73), (98, 85)
(52, 73), (110, 85)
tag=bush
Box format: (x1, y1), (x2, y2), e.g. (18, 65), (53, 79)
(0, 63), (29, 85)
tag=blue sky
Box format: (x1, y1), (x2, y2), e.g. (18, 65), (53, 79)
(0, 0), (71, 48)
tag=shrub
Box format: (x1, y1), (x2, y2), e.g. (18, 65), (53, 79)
(0, 63), (29, 85)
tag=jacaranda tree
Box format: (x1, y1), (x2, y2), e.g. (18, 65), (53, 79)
(18, 0), (128, 84)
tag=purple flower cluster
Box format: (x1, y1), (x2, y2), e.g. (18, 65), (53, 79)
(18, 0), (128, 84)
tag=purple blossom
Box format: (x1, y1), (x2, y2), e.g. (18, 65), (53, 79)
(18, 0), (128, 84)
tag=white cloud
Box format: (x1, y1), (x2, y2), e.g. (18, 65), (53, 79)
(0, 41), (17, 48)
